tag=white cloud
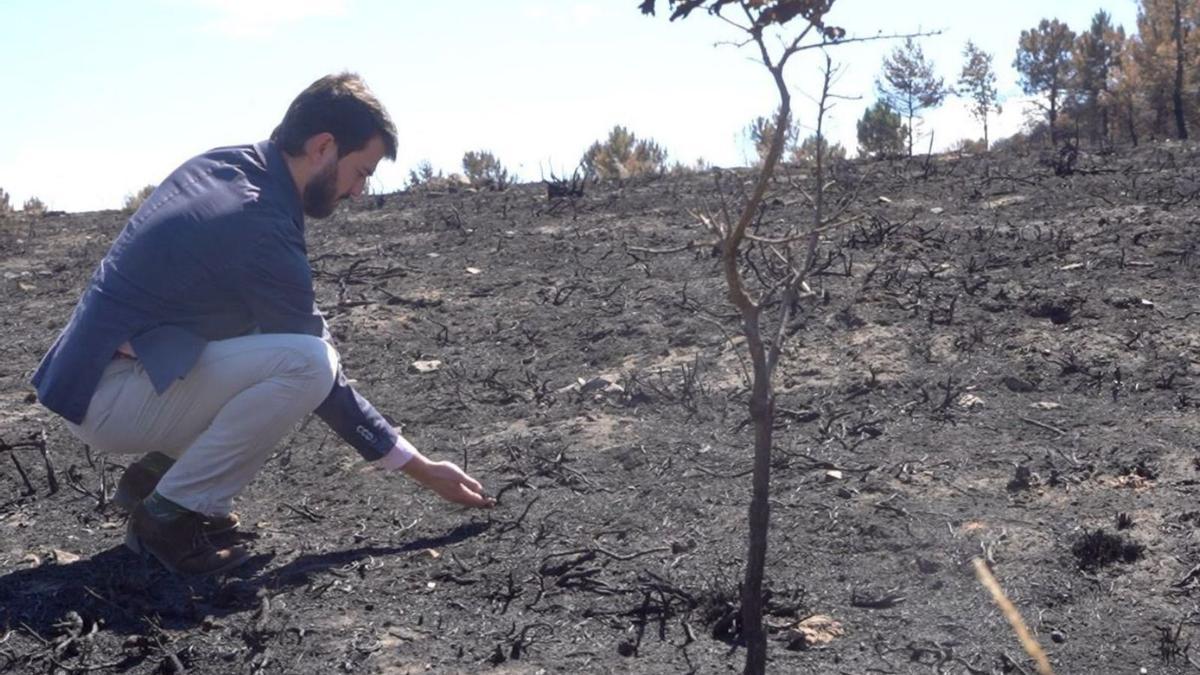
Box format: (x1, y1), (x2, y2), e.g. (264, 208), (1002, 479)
(191, 0), (349, 39)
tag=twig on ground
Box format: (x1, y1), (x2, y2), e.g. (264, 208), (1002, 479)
(281, 503), (324, 522)
(1019, 416), (1066, 436)
(690, 463), (755, 479)
(543, 546), (672, 563)
(497, 496), (540, 533)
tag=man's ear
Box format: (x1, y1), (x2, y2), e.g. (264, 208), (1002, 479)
(304, 132), (338, 162)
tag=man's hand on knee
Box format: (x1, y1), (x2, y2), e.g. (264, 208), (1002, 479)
(401, 454), (495, 508)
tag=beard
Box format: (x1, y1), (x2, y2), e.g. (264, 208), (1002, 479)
(302, 158), (341, 219)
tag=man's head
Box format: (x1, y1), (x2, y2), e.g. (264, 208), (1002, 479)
(273, 72), (397, 218)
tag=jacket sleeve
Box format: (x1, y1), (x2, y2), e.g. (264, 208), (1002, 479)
(238, 222), (398, 461)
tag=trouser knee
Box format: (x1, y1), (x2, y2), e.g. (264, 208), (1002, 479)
(280, 335), (339, 408)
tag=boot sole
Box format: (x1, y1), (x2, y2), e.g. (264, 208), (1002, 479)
(124, 523), (251, 577)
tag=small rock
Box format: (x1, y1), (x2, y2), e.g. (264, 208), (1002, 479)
(579, 377), (612, 394)
(1050, 630), (1066, 643)
(465, 267), (482, 275)
(603, 382), (625, 395)
(1002, 376), (1036, 393)
(929, 207), (944, 215)
(836, 487), (854, 499)
(1007, 465), (1035, 492)
(1030, 401), (1061, 410)
(957, 393), (984, 409)
(823, 470), (844, 481)
(123, 635), (151, 651)
(788, 615), (844, 650)
(916, 557), (941, 574)
(877, 196), (892, 204)
(51, 549), (80, 564)
(410, 359), (442, 374)
(1104, 292), (1137, 308)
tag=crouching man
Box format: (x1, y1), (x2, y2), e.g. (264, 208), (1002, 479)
(31, 72), (492, 577)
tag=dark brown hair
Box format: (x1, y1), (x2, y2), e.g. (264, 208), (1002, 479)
(272, 72), (397, 160)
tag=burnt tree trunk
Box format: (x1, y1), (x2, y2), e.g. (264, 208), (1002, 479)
(1048, 83), (1059, 145)
(740, 322), (773, 675)
(1127, 99), (1139, 146)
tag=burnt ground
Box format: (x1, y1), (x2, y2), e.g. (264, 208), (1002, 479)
(2, 143), (1200, 674)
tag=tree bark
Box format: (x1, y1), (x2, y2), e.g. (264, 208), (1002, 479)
(740, 340), (774, 675)
(1049, 86), (1059, 145)
(1127, 99), (1139, 146)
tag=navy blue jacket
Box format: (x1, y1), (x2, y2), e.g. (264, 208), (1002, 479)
(31, 140), (398, 461)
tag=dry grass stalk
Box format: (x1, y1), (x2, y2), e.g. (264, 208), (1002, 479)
(972, 557), (1055, 675)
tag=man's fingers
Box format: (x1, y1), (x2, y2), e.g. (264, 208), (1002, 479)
(446, 463), (485, 495)
(419, 462), (492, 508)
(451, 483), (494, 508)
(446, 465), (486, 495)
(462, 474), (484, 494)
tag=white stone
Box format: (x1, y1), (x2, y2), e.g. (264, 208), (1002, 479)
(410, 359), (442, 374)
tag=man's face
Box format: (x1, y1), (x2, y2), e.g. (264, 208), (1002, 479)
(302, 135), (387, 219)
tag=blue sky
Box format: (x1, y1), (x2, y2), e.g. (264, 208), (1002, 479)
(0, 0), (1139, 212)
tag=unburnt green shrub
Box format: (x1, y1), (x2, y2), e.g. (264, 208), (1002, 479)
(580, 125), (667, 180)
(22, 197), (46, 217)
(124, 184), (156, 214)
(462, 150), (512, 190)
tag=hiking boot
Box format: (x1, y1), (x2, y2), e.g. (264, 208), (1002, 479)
(113, 462), (240, 536)
(124, 502), (250, 576)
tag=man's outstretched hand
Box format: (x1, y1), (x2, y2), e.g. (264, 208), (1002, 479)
(402, 455), (495, 508)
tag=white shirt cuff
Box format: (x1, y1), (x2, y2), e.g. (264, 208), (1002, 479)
(377, 436), (417, 470)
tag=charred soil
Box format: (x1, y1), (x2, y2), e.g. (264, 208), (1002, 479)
(4, 144), (1200, 673)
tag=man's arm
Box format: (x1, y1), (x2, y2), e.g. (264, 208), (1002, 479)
(237, 222), (491, 507)
(238, 224), (402, 461)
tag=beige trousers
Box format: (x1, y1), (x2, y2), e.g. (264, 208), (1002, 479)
(65, 334), (338, 516)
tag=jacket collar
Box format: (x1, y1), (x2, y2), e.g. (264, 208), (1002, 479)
(255, 139), (305, 233)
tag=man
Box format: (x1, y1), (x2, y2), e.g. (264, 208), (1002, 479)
(31, 72), (493, 577)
